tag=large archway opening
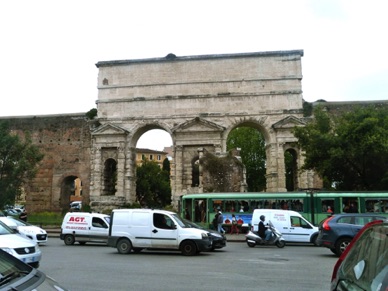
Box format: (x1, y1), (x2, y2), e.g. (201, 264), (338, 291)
(135, 128), (173, 208)
(60, 176), (82, 210)
(226, 125), (267, 192)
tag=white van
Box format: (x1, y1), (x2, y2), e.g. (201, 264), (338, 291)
(251, 209), (319, 245)
(108, 209), (213, 256)
(60, 212), (110, 245)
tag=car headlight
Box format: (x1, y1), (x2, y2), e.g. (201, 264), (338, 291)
(201, 232), (210, 239)
(211, 233), (222, 238)
(34, 244), (40, 251)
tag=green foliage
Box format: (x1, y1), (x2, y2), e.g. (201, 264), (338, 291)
(303, 101), (313, 117)
(85, 108), (97, 119)
(28, 211), (64, 226)
(294, 105), (388, 190)
(200, 152), (243, 192)
(136, 159), (171, 208)
(226, 127), (266, 191)
(0, 122), (44, 208)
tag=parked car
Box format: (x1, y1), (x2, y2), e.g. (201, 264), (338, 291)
(183, 219), (227, 250)
(69, 201), (82, 210)
(330, 219), (388, 291)
(0, 216), (48, 245)
(317, 213), (386, 256)
(0, 249), (68, 290)
(0, 220), (41, 268)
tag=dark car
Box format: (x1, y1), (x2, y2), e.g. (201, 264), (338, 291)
(0, 249), (69, 290)
(330, 219), (388, 291)
(317, 213), (386, 256)
(184, 219), (226, 250)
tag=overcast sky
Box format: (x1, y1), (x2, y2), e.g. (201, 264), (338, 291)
(1, 0), (387, 150)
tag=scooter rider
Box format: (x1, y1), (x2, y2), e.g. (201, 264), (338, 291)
(258, 215), (272, 243)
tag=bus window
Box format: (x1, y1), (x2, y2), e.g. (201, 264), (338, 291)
(321, 199), (334, 213)
(365, 199), (388, 213)
(342, 198), (359, 213)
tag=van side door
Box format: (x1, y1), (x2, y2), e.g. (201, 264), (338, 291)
(89, 216), (109, 243)
(288, 215), (314, 243)
(151, 213), (178, 249)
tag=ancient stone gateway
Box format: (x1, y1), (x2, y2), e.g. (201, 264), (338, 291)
(90, 50), (319, 210)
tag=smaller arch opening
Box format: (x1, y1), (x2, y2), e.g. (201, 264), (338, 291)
(103, 158), (117, 196)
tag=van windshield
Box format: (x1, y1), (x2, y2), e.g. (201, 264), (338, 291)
(171, 214), (191, 228)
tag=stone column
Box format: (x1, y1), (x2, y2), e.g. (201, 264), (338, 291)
(276, 143), (287, 192)
(172, 145), (183, 205)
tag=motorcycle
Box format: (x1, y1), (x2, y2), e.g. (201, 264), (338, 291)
(245, 220), (286, 248)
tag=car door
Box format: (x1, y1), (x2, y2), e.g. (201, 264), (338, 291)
(151, 213), (179, 249)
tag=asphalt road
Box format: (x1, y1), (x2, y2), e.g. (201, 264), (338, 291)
(39, 238), (337, 291)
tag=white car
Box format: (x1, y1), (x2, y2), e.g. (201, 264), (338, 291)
(0, 220), (41, 268)
(0, 216), (48, 245)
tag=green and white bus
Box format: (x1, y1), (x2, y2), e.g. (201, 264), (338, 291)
(180, 192), (388, 229)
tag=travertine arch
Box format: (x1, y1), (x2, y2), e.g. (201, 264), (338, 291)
(90, 50), (320, 209)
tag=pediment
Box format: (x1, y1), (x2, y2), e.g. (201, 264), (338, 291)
(173, 117), (225, 133)
(272, 116), (305, 130)
(92, 123), (129, 136)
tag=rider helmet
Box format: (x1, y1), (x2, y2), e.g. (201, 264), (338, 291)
(260, 215), (265, 221)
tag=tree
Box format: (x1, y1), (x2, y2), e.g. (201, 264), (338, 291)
(226, 127), (266, 191)
(136, 159), (171, 208)
(293, 106), (388, 190)
(0, 122), (44, 208)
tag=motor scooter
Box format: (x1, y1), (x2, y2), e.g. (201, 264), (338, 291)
(245, 220), (286, 248)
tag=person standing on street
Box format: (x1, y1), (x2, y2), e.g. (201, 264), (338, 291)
(19, 209), (28, 222)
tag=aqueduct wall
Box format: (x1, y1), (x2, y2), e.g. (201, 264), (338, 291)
(91, 50), (320, 209)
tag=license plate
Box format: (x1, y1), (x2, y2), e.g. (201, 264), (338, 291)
(22, 257), (36, 263)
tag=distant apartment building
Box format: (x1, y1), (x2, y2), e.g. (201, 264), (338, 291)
(136, 148), (169, 168)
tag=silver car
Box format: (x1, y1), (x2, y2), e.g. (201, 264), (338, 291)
(0, 220), (41, 268)
(0, 216), (48, 245)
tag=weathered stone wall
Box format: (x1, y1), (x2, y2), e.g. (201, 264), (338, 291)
(1, 114), (94, 213)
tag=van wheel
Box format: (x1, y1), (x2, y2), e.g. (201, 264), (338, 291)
(64, 235), (75, 245)
(117, 238), (132, 254)
(181, 241), (197, 256)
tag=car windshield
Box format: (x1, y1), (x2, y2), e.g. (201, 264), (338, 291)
(0, 250), (32, 286)
(6, 217), (31, 227)
(183, 219), (205, 230)
(0, 222), (14, 235)
(337, 222), (388, 290)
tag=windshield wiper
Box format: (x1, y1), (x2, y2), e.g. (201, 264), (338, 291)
(0, 270), (30, 286)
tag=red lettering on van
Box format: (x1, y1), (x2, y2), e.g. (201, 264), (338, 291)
(69, 216), (85, 223)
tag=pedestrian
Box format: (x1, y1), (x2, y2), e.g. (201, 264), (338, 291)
(217, 208), (225, 234)
(19, 209), (28, 222)
(230, 214), (239, 235)
(185, 208), (191, 220)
